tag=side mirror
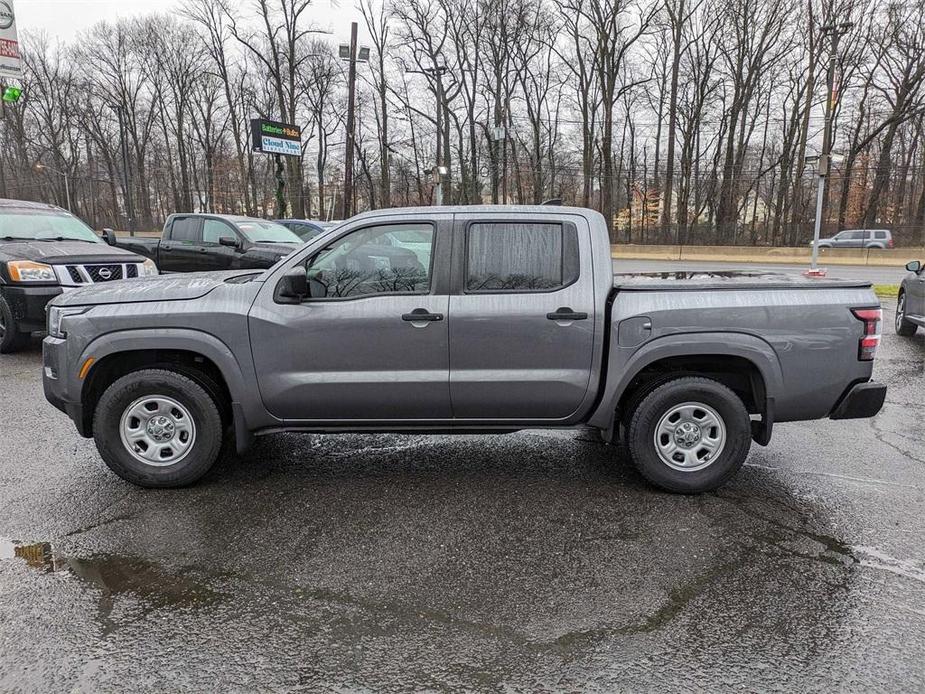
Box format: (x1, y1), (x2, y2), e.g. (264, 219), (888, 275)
(219, 236), (240, 249)
(102, 228), (117, 246)
(906, 260), (922, 273)
(276, 267), (308, 303)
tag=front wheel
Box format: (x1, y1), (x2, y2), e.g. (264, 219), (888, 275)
(93, 369), (224, 488)
(626, 376), (752, 493)
(0, 295), (30, 354)
(896, 292), (918, 337)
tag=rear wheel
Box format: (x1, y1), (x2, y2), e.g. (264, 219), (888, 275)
(626, 376), (752, 493)
(0, 296), (29, 354)
(93, 369), (224, 488)
(896, 292), (918, 337)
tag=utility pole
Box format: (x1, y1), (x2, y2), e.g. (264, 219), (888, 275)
(341, 22), (359, 220)
(809, 20), (854, 274)
(422, 58), (448, 205)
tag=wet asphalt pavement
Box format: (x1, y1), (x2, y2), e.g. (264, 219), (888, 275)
(0, 304), (923, 692)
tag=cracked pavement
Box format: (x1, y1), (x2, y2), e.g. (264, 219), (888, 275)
(0, 302), (923, 692)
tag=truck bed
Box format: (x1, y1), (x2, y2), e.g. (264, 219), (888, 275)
(612, 270), (871, 291)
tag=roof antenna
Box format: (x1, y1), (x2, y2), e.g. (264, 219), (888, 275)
(541, 198), (562, 206)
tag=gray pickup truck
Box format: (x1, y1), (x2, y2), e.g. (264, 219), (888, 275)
(42, 206), (886, 493)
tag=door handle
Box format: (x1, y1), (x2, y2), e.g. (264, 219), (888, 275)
(547, 307), (588, 321)
(402, 308), (444, 322)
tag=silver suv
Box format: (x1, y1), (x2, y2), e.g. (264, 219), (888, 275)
(811, 229), (893, 249)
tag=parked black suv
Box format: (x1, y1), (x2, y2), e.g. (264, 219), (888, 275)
(0, 199), (156, 353)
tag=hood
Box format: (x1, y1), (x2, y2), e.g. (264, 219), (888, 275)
(49, 270), (258, 307)
(0, 239), (144, 265)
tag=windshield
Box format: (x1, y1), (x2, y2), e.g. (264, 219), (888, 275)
(236, 220), (301, 244)
(0, 210), (101, 242)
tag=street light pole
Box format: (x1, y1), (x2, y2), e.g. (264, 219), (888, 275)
(342, 21), (358, 220)
(338, 25), (371, 220)
(809, 21), (853, 274)
(34, 163), (71, 212)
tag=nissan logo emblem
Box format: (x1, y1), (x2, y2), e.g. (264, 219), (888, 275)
(98, 267), (113, 280)
(0, 2), (14, 31)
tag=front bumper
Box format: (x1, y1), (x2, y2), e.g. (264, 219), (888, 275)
(42, 335), (89, 437)
(830, 381), (887, 420)
(1, 284), (62, 333)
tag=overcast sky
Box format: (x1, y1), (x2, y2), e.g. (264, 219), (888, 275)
(18, 0), (367, 45)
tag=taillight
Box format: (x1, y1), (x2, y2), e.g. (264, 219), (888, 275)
(851, 308), (882, 361)
(888, 238), (894, 248)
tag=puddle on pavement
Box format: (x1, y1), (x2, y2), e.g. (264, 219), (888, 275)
(0, 536), (225, 635)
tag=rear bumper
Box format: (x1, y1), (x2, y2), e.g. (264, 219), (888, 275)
(1, 284), (62, 333)
(829, 381), (887, 420)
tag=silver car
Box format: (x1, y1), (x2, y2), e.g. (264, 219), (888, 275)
(811, 229), (893, 249)
(897, 260), (924, 336)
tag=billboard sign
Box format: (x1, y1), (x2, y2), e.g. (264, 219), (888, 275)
(0, 0), (21, 81)
(250, 119), (302, 157)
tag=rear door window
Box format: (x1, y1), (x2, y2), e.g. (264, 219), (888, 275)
(465, 221), (577, 292)
(170, 217), (201, 244)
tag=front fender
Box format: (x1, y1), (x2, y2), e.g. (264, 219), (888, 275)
(77, 328), (276, 441)
(587, 331), (784, 429)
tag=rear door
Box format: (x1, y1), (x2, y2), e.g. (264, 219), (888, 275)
(836, 230), (863, 248)
(448, 214), (596, 420)
(159, 216), (204, 272)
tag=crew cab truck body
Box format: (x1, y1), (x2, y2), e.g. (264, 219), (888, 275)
(42, 206), (886, 493)
(106, 213), (302, 273)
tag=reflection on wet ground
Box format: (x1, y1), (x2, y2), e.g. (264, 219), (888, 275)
(0, 538), (224, 636)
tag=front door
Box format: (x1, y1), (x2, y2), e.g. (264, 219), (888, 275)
(448, 215), (596, 420)
(200, 218), (239, 271)
(248, 217), (451, 421)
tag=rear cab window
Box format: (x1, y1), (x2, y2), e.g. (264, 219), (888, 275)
(465, 221), (578, 292)
(169, 217), (201, 244)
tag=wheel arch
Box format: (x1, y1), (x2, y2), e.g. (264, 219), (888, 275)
(588, 332), (784, 443)
(77, 329), (257, 451)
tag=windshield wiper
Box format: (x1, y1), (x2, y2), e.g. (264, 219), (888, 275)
(256, 239), (298, 243)
(0, 236), (35, 241)
(31, 236), (97, 243)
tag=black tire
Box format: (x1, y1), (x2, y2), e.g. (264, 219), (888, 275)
(92, 368), (224, 488)
(896, 292), (918, 337)
(626, 376), (751, 493)
(0, 295), (30, 354)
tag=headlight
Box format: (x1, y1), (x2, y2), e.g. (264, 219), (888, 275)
(7, 260), (56, 282)
(47, 306), (90, 339)
(140, 258), (159, 276)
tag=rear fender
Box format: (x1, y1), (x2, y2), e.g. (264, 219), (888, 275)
(587, 332), (784, 430)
